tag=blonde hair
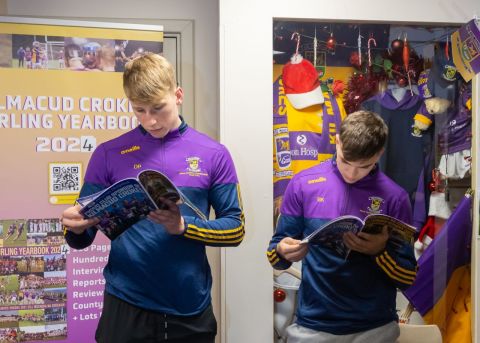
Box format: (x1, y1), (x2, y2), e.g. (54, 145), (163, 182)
(123, 53), (176, 103)
(339, 110), (388, 161)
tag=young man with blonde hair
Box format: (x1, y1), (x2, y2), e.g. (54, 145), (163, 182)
(61, 53), (245, 343)
(267, 110), (417, 343)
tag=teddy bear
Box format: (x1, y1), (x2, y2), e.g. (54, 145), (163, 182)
(412, 96), (451, 134)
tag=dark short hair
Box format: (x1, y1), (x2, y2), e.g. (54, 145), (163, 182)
(339, 110), (388, 161)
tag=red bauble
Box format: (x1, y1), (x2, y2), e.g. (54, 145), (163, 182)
(326, 36), (336, 51)
(396, 77), (407, 87)
(349, 51), (361, 68)
(391, 39), (404, 52)
(274, 288), (286, 302)
(428, 181), (436, 192)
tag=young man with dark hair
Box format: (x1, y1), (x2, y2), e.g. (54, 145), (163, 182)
(267, 110), (417, 343)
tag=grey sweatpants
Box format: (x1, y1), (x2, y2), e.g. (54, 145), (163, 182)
(286, 321), (400, 343)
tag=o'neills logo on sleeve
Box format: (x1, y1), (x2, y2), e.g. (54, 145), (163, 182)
(180, 156), (208, 177)
(120, 145), (140, 154)
(307, 176), (326, 184)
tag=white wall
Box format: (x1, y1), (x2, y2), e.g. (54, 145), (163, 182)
(219, 1), (479, 342)
(218, 3), (273, 343)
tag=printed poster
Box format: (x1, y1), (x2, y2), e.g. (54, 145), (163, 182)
(452, 18), (480, 82)
(0, 18), (163, 342)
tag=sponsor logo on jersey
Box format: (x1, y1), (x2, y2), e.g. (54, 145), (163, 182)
(296, 134), (307, 146)
(290, 133), (318, 160)
(120, 145), (140, 154)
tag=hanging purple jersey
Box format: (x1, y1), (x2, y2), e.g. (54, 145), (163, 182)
(438, 82), (472, 154)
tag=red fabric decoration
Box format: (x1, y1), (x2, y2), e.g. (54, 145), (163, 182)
(414, 216), (440, 256)
(344, 73), (383, 114)
(332, 80), (346, 97)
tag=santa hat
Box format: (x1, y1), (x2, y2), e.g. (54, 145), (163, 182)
(282, 54), (324, 109)
(414, 216), (442, 259)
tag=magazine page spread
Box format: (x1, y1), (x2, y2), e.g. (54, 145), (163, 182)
(79, 178), (157, 239)
(138, 170), (182, 209)
(138, 170), (207, 220)
(138, 170), (208, 220)
(301, 213), (417, 259)
(363, 214), (416, 247)
(77, 169), (207, 239)
(302, 216), (364, 258)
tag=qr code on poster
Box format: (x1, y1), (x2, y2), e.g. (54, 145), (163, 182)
(49, 162), (82, 195)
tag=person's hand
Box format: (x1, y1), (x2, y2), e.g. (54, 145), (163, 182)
(61, 204), (100, 235)
(276, 237), (309, 262)
(148, 197), (185, 235)
(344, 226), (389, 255)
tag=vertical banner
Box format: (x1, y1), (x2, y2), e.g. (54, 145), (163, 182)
(0, 17), (163, 342)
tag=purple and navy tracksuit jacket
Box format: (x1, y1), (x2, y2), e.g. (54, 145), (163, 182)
(267, 159), (417, 334)
(65, 120), (244, 316)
